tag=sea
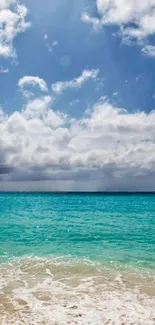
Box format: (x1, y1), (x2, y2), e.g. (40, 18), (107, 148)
(0, 192), (155, 325)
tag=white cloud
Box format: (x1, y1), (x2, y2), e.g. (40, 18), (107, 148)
(44, 34), (48, 40)
(113, 92), (119, 97)
(0, 65), (9, 73)
(1, 88), (155, 190)
(53, 41), (58, 47)
(81, 13), (101, 30)
(142, 45), (155, 58)
(45, 39), (58, 52)
(0, 0), (31, 58)
(18, 76), (48, 93)
(52, 69), (99, 94)
(44, 34), (58, 52)
(82, 0), (155, 45)
(136, 75), (141, 82)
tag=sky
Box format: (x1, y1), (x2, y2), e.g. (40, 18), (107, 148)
(1, 0), (155, 191)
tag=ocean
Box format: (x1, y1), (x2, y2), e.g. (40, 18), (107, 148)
(0, 192), (155, 324)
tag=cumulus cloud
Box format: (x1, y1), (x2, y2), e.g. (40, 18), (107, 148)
(18, 76), (48, 93)
(142, 45), (155, 58)
(1, 80), (155, 190)
(0, 0), (31, 58)
(52, 69), (99, 94)
(82, 0), (155, 46)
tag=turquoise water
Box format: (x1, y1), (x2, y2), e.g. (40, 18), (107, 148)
(1, 193), (155, 324)
(0, 192), (155, 270)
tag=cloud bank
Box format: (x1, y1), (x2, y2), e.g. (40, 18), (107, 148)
(1, 76), (155, 191)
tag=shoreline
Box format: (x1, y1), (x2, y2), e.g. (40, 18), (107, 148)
(0, 256), (155, 324)
(0, 255), (155, 294)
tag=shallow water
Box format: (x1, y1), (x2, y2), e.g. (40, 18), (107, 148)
(0, 193), (155, 324)
(0, 257), (155, 325)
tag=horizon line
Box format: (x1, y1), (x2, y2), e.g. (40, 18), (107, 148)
(1, 191), (155, 195)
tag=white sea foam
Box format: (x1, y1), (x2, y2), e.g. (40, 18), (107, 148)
(0, 257), (155, 325)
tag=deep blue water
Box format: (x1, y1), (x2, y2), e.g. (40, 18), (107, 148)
(0, 193), (155, 269)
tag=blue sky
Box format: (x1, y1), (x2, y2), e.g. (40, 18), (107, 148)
(1, 0), (155, 191)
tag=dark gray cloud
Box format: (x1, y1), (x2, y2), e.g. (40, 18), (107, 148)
(0, 165), (13, 175)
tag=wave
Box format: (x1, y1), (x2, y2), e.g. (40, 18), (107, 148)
(0, 256), (155, 324)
